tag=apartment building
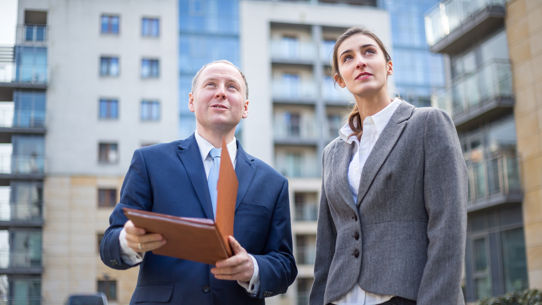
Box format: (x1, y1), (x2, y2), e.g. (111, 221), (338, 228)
(1, 0), (178, 304)
(426, 0), (528, 301)
(240, 1), (390, 304)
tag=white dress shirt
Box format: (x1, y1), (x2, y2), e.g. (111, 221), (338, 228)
(334, 98), (401, 305)
(119, 130), (260, 294)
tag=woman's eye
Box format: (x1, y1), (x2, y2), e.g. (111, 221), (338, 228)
(365, 49), (376, 55)
(342, 55), (352, 63)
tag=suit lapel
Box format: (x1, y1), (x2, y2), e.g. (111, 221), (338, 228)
(176, 134), (214, 219)
(331, 140), (358, 210)
(356, 102), (414, 206)
(234, 142), (255, 209)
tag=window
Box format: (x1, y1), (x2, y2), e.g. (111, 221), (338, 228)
(98, 142), (118, 164)
(100, 56), (119, 77)
(97, 233), (104, 252)
(98, 98), (118, 120)
(97, 188), (116, 207)
(101, 15), (119, 34)
(97, 280), (117, 301)
(141, 58), (159, 78)
(140, 100), (160, 121)
(142, 17), (159, 37)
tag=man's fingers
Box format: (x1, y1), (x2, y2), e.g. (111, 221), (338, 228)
(124, 220), (146, 235)
(126, 233), (164, 244)
(128, 239), (166, 252)
(228, 236), (245, 254)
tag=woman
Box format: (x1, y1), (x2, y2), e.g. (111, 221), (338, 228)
(309, 27), (467, 305)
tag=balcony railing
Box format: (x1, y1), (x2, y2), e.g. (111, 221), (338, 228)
(322, 79), (352, 103)
(425, 0), (507, 47)
(0, 61), (47, 85)
(272, 79), (317, 101)
(270, 40), (316, 63)
(0, 154), (45, 175)
(0, 250), (42, 269)
(431, 60), (513, 123)
(296, 245), (316, 265)
(275, 154), (319, 178)
(273, 115), (317, 141)
(17, 25), (48, 45)
(466, 154), (521, 206)
(0, 107), (45, 128)
(0, 202), (42, 221)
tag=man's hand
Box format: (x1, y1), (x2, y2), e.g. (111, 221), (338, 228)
(124, 220), (166, 253)
(211, 236), (254, 282)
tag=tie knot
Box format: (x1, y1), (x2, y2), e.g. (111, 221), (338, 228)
(209, 148), (221, 159)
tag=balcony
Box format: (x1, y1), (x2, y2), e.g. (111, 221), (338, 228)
(0, 106), (46, 141)
(275, 152), (319, 178)
(0, 154), (45, 182)
(270, 40), (316, 65)
(466, 153), (522, 212)
(0, 201), (43, 226)
(272, 78), (317, 104)
(0, 60), (47, 91)
(425, 0), (507, 54)
(322, 78), (352, 105)
(294, 202), (318, 222)
(273, 112), (318, 146)
(432, 60), (513, 131)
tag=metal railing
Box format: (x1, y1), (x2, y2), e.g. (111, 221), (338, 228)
(466, 154), (521, 205)
(425, 0), (507, 46)
(273, 113), (317, 140)
(431, 60), (513, 118)
(270, 40), (316, 62)
(17, 25), (48, 45)
(272, 78), (318, 101)
(275, 153), (319, 178)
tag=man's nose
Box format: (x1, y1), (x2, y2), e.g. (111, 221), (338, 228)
(215, 84), (226, 99)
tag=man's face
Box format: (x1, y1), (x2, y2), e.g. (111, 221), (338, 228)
(189, 63), (249, 134)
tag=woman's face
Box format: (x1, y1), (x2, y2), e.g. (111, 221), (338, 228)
(334, 33), (392, 98)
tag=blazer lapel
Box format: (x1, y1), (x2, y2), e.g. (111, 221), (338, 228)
(176, 134), (214, 219)
(234, 142), (255, 209)
(356, 102), (415, 206)
(331, 139), (358, 210)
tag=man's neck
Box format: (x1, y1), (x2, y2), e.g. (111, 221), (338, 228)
(196, 127), (235, 148)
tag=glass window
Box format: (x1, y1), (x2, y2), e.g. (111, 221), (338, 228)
(501, 228), (528, 293)
(25, 25), (46, 42)
(97, 188), (116, 207)
(2, 182), (43, 221)
(480, 30), (509, 64)
(98, 142), (118, 164)
(140, 100), (160, 121)
(473, 237), (491, 299)
(15, 46), (47, 83)
(97, 280), (117, 301)
(99, 56), (119, 77)
(13, 90), (46, 128)
(294, 192), (318, 221)
(11, 136), (44, 174)
(0, 229), (42, 269)
(98, 98), (118, 120)
(101, 15), (119, 34)
(142, 17), (159, 37)
(297, 278), (314, 305)
(0, 275), (41, 305)
(141, 58), (159, 78)
(179, 36), (239, 74)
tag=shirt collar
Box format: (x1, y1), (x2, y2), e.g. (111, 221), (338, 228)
(194, 130), (237, 163)
(339, 98), (402, 144)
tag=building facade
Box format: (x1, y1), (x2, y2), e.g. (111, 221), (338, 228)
(2, 0), (179, 304)
(426, 0), (529, 301)
(505, 0), (542, 292)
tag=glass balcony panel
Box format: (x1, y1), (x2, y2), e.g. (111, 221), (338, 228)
(275, 152), (318, 178)
(296, 235), (316, 265)
(272, 79), (317, 100)
(0, 230), (42, 269)
(0, 275), (41, 305)
(270, 40), (316, 62)
(322, 77), (351, 102)
(273, 111), (317, 140)
(294, 203), (318, 221)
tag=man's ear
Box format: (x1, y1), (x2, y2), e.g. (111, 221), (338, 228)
(188, 92), (195, 113)
(334, 73), (346, 88)
(242, 100), (249, 119)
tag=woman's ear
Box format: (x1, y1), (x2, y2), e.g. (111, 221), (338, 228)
(334, 73), (346, 88)
(386, 61), (393, 76)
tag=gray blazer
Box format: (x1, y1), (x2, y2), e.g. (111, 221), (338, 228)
(309, 101), (467, 305)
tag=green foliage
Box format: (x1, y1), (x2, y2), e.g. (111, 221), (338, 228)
(478, 289), (542, 305)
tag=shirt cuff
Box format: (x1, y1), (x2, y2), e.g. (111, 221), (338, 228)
(237, 254), (260, 295)
(119, 227), (144, 266)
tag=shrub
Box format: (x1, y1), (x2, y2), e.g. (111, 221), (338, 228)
(478, 289), (542, 305)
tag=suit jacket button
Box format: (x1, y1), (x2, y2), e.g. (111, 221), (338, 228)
(352, 214), (358, 221)
(353, 249), (360, 258)
(202, 286), (210, 293)
(354, 232), (360, 240)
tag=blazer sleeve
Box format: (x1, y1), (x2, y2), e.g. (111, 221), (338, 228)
(309, 153), (337, 305)
(253, 179), (298, 298)
(417, 109), (467, 304)
(100, 149), (153, 270)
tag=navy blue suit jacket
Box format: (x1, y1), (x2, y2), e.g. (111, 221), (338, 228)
(100, 135), (297, 305)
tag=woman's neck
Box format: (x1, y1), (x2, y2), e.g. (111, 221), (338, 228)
(354, 91), (392, 123)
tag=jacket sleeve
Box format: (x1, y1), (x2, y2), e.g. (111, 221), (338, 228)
(309, 152), (337, 305)
(253, 179), (298, 298)
(100, 149), (153, 270)
(417, 109), (467, 305)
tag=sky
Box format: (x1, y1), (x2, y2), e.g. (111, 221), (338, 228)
(0, 0), (18, 45)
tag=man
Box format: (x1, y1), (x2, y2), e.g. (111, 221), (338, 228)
(100, 60), (297, 305)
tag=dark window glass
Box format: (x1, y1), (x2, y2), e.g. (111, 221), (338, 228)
(98, 98), (119, 119)
(100, 56), (119, 76)
(97, 280), (117, 301)
(141, 58), (159, 78)
(97, 188), (117, 207)
(101, 15), (119, 34)
(142, 17), (159, 37)
(98, 143), (118, 164)
(140, 100), (160, 121)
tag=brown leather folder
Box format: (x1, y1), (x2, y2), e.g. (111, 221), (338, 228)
(123, 139), (239, 265)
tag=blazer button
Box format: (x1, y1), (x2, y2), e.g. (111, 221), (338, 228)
(352, 214), (358, 221)
(353, 249), (360, 258)
(354, 232), (360, 240)
(202, 286), (210, 294)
